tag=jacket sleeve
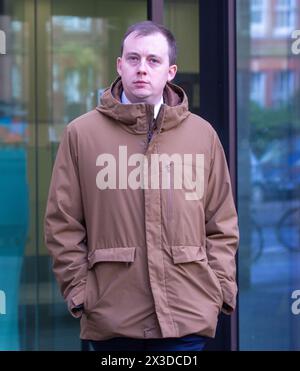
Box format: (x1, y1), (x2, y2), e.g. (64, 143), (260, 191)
(204, 132), (239, 314)
(44, 124), (88, 318)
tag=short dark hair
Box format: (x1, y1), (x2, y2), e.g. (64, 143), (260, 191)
(120, 21), (177, 65)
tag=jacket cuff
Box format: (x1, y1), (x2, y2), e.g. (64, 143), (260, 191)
(67, 289), (85, 318)
(220, 282), (237, 315)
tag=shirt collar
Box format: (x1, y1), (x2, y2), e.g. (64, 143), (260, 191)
(121, 91), (163, 119)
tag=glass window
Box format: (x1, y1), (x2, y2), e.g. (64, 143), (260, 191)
(0, 0), (30, 351)
(52, 16), (93, 33)
(251, 0), (264, 24)
(251, 72), (266, 106)
(272, 70), (295, 106)
(164, 0), (200, 115)
(274, 0), (296, 35)
(250, 0), (267, 36)
(237, 0), (300, 350)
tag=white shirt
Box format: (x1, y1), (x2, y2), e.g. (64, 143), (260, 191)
(121, 91), (163, 119)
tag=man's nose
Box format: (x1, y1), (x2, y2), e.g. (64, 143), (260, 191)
(137, 59), (147, 75)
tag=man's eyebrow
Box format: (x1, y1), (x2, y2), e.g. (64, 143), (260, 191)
(125, 52), (161, 59)
(125, 52), (140, 57)
(148, 54), (161, 60)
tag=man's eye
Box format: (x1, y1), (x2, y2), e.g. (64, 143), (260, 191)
(128, 56), (138, 62)
(149, 58), (159, 64)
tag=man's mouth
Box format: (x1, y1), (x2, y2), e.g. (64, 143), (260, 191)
(134, 81), (149, 85)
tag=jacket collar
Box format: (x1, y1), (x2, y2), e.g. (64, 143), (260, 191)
(121, 91), (163, 120)
(96, 76), (190, 134)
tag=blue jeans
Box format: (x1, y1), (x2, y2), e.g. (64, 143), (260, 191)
(90, 334), (207, 351)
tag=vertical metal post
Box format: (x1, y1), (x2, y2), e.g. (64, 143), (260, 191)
(227, 0), (239, 352)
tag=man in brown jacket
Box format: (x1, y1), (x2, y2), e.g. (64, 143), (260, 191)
(44, 21), (239, 351)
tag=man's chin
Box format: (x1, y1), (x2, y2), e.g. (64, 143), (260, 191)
(131, 93), (152, 104)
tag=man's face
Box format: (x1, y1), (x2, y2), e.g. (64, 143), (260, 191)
(117, 32), (177, 105)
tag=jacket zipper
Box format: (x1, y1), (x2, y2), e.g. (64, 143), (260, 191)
(145, 105), (164, 150)
(147, 118), (157, 146)
(167, 163), (174, 222)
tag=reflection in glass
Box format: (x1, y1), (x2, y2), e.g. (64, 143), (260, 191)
(164, 0), (200, 115)
(0, 2), (29, 350)
(237, 0), (300, 350)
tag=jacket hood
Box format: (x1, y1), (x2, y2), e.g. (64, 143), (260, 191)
(96, 76), (190, 134)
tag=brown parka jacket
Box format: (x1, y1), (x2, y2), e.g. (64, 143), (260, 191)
(44, 77), (239, 341)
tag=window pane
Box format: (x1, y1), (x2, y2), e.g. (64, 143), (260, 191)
(237, 0), (300, 350)
(251, 0), (263, 24)
(164, 0), (200, 115)
(0, 0), (32, 351)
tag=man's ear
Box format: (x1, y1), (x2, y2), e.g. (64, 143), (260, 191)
(116, 57), (122, 76)
(168, 64), (177, 82)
